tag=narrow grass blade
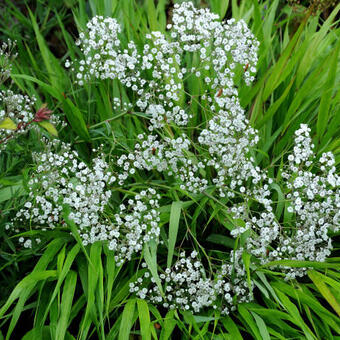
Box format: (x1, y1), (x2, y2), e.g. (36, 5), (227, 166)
(160, 310), (176, 340)
(0, 271), (57, 319)
(238, 305), (262, 340)
(308, 271), (340, 317)
(62, 98), (90, 141)
(167, 201), (182, 268)
(41, 244), (80, 326)
(317, 41), (340, 142)
(275, 290), (315, 340)
(221, 316), (242, 340)
(144, 241), (164, 296)
(251, 312), (270, 340)
(55, 271), (77, 340)
(118, 299), (136, 340)
(137, 299), (151, 340)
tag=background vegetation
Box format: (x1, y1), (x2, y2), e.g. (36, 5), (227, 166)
(0, 0), (339, 339)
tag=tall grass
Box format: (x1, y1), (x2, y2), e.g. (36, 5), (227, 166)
(0, 0), (339, 339)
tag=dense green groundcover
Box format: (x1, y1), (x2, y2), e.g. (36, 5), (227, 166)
(0, 0), (340, 339)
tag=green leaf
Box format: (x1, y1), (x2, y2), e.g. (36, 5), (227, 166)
(255, 76), (295, 129)
(221, 316), (242, 340)
(27, 8), (64, 90)
(167, 201), (182, 268)
(238, 305), (262, 340)
(137, 299), (151, 340)
(80, 242), (102, 339)
(55, 271), (77, 340)
(272, 281), (340, 333)
(41, 244), (80, 326)
(118, 299), (136, 340)
(21, 326), (51, 340)
(317, 41), (340, 141)
(242, 251), (252, 291)
(38, 121), (58, 137)
(160, 310), (176, 340)
(308, 271), (340, 317)
(62, 98), (90, 141)
(261, 259), (340, 269)
(0, 184), (25, 203)
(262, 15), (307, 102)
(104, 245), (117, 318)
(275, 290), (315, 340)
(0, 117), (17, 130)
(6, 287), (34, 339)
(0, 271), (57, 319)
(11, 74), (64, 101)
(63, 206), (91, 263)
(146, 0), (157, 31)
(256, 272), (282, 306)
(206, 234), (235, 248)
(210, 0), (229, 19)
(251, 312), (271, 340)
(144, 241), (163, 296)
(269, 183), (285, 220)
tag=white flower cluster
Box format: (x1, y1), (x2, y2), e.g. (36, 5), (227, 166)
(108, 188), (161, 265)
(268, 125), (340, 278)
(68, 2), (259, 197)
(169, 2), (258, 86)
(198, 94), (262, 198)
(0, 39), (17, 84)
(113, 97), (132, 112)
(215, 249), (253, 314)
(145, 103), (190, 131)
(66, 0), (338, 291)
(0, 90), (37, 140)
(66, 16), (139, 87)
(68, 1), (260, 199)
(12, 141), (160, 265)
(228, 125), (339, 279)
(0, 43), (37, 144)
(117, 133), (208, 193)
(14, 141), (115, 242)
(69, 2), (258, 131)
(131, 251), (217, 313)
(131, 249), (253, 314)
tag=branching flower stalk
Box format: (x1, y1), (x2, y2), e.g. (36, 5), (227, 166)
(0, 39), (17, 84)
(0, 41), (58, 149)
(0, 103), (53, 146)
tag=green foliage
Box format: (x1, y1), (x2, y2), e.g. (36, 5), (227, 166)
(0, 0), (339, 339)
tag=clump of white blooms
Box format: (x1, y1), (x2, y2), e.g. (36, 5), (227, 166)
(12, 140), (160, 265)
(0, 90), (37, 145)
(13, 140), (115, 245)
(132, 249), (253, 314)
(131, 251), (217, 313)
(113, 97), (133, 112)
(0, 39), (17, 84)
(61, 0), (338, 307)
(65, 16), (139, 87)
(0, 43), (58, 149)
(0, 90), (36, 125)
(198, 95), (262, 198)
(69, 1), (258, 132)
(215, 249), (254, 314)
(0, 41), (36, 146)
(228, 124), (339, 279)
(108, 188), (161, 265)
(117, 133), (207, 193)
(267, 125), (340, 278)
